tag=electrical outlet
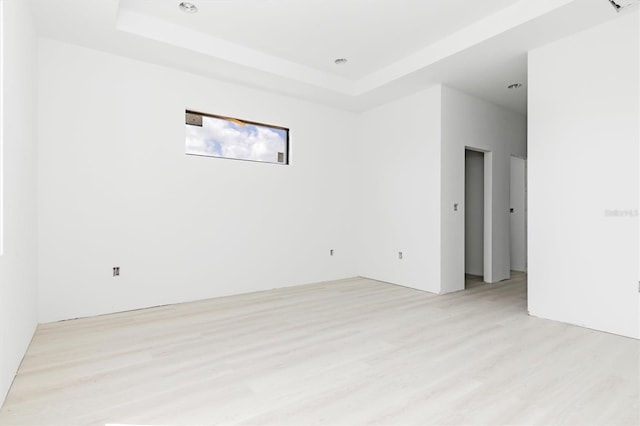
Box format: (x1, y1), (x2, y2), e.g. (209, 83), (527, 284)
(330, 249), (334, 256)
(398, 252), (403, 260)
(113, 267), (120, 277)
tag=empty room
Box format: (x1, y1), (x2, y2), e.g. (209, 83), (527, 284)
(1, 0), (638, 425)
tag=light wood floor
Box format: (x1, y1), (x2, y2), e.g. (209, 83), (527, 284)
(0, 274), (637, 425)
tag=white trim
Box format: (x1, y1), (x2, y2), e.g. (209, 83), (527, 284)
(0, 0), (5, 256)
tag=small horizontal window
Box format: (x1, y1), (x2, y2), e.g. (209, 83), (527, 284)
(185, 110), (289, 165)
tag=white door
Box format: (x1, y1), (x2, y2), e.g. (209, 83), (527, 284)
(510, 157), (526, 272)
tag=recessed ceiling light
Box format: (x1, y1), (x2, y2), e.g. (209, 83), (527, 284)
(507, 83), (523, 90)
(179, 2), (198, 13)
(334, 58), (348, 65)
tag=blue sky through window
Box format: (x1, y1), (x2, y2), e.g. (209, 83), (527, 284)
(186, 114), (287, 164)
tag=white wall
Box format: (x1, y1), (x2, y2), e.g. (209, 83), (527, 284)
(37, 39), (358, 323)
(465, 149), (484, 276)
(0, 0), (39, 404)
(441, 87), (527, 293)
(528, 11), (639, 339)
(356, 86), (526, 294)
(509, 156), (526, 272)
(356, 87), (442, 293)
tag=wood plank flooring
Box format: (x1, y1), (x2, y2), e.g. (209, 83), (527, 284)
(0, 274), (637, 425)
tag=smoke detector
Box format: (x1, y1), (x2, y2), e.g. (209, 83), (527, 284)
(608, 0), (640, 12)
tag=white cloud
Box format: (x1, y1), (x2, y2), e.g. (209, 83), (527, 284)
(186, 116), (286, 163)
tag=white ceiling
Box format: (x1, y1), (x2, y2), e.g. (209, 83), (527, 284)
(29, 0), (625, 114)
(119, 0), (518, 79)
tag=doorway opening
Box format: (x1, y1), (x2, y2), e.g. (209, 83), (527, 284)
(465, 148), (485, 289)
(510, 156), (527, 274)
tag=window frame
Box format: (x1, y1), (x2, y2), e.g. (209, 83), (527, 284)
(185, 109), (290, 166)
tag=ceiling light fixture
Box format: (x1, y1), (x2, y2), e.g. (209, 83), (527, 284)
(608, 0), (640, 12)
(507, 83), (523, 90)
(334, 58), (348, 65)
(179, 2), (198, 13)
